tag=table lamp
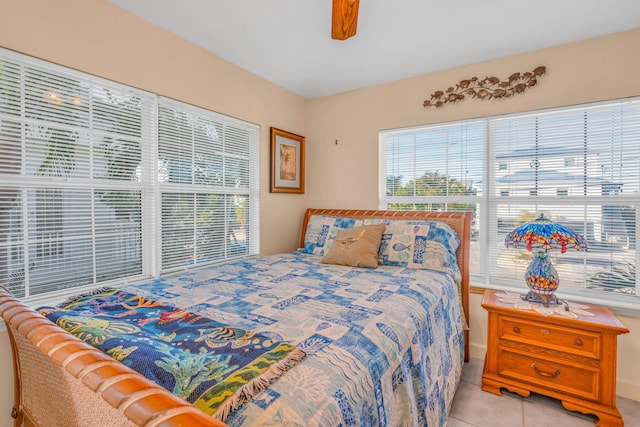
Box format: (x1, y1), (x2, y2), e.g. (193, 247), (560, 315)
(504, 213), (587, 306)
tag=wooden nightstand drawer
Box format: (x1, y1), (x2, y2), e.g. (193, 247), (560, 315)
(500, 317), (600, 359)
(481, 289), (629, 426)
(499, 348), (599, 401)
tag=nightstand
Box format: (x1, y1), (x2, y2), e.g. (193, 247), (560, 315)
(481, 289), (629, 427)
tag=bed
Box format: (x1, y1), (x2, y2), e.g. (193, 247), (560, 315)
(0, 208), (471, 427)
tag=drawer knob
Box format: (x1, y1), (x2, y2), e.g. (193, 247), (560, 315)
(513, 326), (520, 333)
(575, 338), (583, 346)
(539, 329), (550, 335)
(532, 363), (560, 379)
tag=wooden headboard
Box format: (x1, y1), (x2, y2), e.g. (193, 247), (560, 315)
(300, 208), (472, 361)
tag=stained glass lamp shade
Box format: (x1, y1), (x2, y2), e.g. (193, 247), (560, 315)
(504, 213), (588, 306)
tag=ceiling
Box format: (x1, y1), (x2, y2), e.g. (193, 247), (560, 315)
(109, 0), (640, 99)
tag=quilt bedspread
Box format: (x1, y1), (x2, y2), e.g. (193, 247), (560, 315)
(124, 251), (465, 427)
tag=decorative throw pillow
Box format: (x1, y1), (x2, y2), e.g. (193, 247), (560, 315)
(363, 219), (461, 282)
(320, 223), (385, 268)
(299, 215), (363, 255)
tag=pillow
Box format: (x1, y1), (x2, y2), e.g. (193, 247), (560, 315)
(363, 219), (461, 282)
(299, 215), (363, 255)
(320, 223), (385, 268)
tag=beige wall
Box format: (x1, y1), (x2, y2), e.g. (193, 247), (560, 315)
(0, 0), (638, 424)
(305, 28), (640, 402)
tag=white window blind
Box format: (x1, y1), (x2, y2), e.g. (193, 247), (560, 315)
(0, 48), (261, 303)
(381, 120), (485, 276)
(0, 49), (155, 300)
(158, 99), (259, 273)
(381, 98), (640, 309)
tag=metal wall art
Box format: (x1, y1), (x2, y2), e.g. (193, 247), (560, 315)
(423, 66), (546, 108)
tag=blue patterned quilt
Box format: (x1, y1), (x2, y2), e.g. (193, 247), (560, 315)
(124, 251), (465, 426)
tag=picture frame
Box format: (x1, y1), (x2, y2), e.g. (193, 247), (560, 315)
(270, 127), (305, 193)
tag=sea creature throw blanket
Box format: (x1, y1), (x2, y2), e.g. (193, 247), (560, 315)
(39, 288), (306, 421)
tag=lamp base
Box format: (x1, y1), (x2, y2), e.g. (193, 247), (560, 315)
(521, 290), (560, 307)
(524, 251), (560, 308)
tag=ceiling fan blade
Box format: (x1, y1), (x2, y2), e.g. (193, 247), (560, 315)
(332, 0), (359, 40)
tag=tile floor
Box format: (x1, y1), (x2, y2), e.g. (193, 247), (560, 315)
(448, 358), (640, 427)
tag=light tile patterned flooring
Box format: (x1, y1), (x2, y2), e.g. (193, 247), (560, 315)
(448, 358), (640, 427)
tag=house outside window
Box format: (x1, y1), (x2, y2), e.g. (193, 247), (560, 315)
(0, 48), (259, 303)
(380, 98), (640, 310)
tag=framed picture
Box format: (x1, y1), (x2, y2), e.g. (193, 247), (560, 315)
(270, 127), (305, 193)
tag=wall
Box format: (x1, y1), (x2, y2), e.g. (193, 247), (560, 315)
(0, 0), (310, 424)
(0, 0), (638, 424)
(306, 28), (640, 402)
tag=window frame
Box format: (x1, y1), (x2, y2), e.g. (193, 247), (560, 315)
(0, 48), (260, 306)
(380, 97), (640, 312)
(156, 97), (260, 274)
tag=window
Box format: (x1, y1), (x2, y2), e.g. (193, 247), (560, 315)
(381, 98), (640, 309)
(0, 49), (259, 303)
(157, 99), (259, 273)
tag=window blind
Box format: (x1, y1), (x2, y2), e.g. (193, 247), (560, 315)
(381, 98), (640, 308)
(381, 120), (485, 275)
(490, 102), (640, 301)
(157, 99), (259, 273)
(0, 50), (155, 299)
(0, 48), (261, 303)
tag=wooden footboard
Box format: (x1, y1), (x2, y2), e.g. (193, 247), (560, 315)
(0, 286), (227, 427)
